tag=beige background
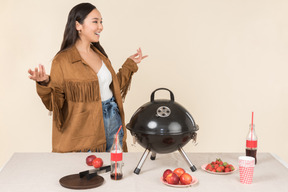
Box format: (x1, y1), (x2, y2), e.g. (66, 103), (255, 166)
(1, 0), (288, 168)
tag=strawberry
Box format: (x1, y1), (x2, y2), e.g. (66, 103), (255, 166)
(216, 158), (222, 164)
(229, 165), (235, 171)
(223, 162), (228, 167)
(212, 169), (216, 172)
(205, 164), (212, 170)
(214, 164), (219, 169)
(224, 167), (230, 172)
(220, 165), (225, 171)
(216, 167), (223, 172)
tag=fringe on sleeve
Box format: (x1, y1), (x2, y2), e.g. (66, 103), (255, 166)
(52, 87), (64, 132)
(120, 72), (134, 102)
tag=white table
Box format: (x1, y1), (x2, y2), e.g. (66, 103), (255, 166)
(0, 152), (287, 192)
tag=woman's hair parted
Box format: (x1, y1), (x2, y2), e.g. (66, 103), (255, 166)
(58, 3), (108, 57)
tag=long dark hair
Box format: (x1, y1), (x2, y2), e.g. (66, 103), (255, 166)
(58, 3), (108, 57)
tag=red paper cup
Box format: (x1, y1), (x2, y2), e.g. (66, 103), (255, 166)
(238, 156), (255, 184)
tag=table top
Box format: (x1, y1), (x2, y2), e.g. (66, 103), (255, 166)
(0, 152), (287, 192)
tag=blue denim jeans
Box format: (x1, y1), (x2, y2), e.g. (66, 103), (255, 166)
(102, 97), (123, 152)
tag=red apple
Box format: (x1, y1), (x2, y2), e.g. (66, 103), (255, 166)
(86, 155), (96, 166)
(173, 168), (185, 177)
(92, 157), (103, 168)
(163, 169), (173, 181)
(180, 173), (193, 185)
(165, 172), (180, 185)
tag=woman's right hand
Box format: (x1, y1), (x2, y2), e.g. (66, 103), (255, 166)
(28, 64), (50, 83)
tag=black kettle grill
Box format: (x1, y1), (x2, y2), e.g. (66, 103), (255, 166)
(126, 88), (199, 174)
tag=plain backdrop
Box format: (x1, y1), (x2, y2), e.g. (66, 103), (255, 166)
(1, 0), (288, 168)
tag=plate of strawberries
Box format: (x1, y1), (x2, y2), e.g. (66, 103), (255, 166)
(201, 158), (236, 175)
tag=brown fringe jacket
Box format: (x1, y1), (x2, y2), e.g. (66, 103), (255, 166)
(36, 45), (138, 152)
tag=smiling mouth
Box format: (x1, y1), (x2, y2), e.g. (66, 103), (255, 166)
(95, 32), (100, 36)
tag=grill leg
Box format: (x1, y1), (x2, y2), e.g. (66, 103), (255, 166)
(178, 146), (197, 172)
(134, 148), (151, 174)
(150, 152), (157, 160)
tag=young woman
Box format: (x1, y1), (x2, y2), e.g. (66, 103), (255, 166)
(28, 3), (147, 152)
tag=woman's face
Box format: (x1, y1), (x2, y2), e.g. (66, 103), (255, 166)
(76, 9), (103, 43)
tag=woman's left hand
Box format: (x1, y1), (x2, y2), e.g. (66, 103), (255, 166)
(129, 48), (148, 64)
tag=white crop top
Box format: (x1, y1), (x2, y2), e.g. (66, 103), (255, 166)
(97, 61), (113, 101)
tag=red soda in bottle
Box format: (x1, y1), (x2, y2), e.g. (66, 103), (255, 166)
(246, 124), (258, 164)
(110, 134), (123, 180)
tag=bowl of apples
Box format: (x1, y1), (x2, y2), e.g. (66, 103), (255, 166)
(161, 168), (198, 187)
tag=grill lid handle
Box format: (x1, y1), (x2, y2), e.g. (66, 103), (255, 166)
(150, 88), (175, 102)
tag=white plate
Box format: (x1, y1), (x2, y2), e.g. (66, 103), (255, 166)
(161, 176), (198, 188)
(201, 164), (237, 175)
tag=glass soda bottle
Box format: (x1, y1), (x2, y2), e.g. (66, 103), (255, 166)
(246, 124), (258, 164)
(110, 134), (123, 180)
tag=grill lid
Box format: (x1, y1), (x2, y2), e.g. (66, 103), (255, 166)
(126, 88), (199, 135)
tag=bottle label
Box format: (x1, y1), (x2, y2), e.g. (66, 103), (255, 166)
(111, 153), (123, 161)
(246, 140), (257, 148)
